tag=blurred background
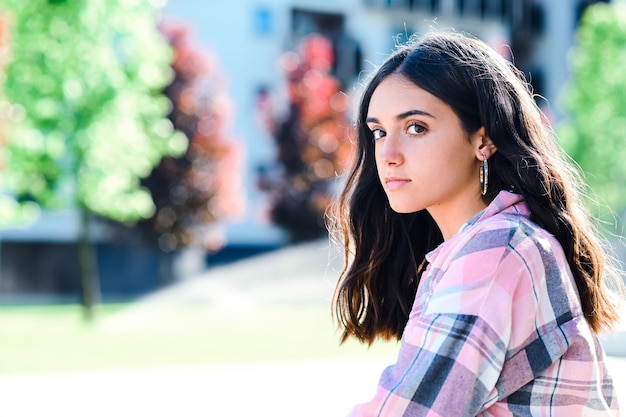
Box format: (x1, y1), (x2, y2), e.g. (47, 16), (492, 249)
(0, 0), (624, 416)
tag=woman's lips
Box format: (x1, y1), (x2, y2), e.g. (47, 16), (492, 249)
(385, 177), (411, 190)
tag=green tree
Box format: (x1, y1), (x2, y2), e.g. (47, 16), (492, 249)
(0, 0), (186, 318)
(559, 2), (626, 222)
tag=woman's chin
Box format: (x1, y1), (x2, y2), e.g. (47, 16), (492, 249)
(389, 203), (421, 214)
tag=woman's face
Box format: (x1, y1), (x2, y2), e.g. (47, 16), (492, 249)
(367, 74), (488, 237)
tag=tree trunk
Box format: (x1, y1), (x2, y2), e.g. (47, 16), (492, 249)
(159, 249), (174, 286)
(78, 207), (101, 321)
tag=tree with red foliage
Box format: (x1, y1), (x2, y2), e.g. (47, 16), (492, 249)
(137, 19), (243, 258)
(258, 34), (353, 242)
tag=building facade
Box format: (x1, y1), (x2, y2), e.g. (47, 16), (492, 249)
(161, 0), (604, 244)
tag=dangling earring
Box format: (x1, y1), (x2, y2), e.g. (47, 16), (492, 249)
(479, 151), (489, 196)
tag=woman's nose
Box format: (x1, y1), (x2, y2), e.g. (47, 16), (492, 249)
(378, 135), (403, 166)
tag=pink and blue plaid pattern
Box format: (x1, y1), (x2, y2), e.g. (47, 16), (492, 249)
(349, 191), (619, 416)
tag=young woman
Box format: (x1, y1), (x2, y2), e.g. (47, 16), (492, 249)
(331, 31), (623, 416)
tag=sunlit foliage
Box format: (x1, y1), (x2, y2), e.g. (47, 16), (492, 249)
(0, 0), (184, 317)
(559, 2), (626, 219)
(0, 0), (186, 223)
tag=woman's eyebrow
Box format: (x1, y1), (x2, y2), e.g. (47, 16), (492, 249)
(366, 109), (435, 124)
(395, 109), (435, 120)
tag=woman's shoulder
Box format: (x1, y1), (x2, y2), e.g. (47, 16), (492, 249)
(424, 207), (576, 334)
(429, 199), (569, 296)
(425, 192), (571, 299)
(472, 207), (563, 262)
(447, 209), (542, 263)
(459, 194), (561, 261)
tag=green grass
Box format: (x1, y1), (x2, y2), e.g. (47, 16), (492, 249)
(0, 303), (399, 375)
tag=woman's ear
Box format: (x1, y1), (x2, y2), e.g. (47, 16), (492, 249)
(472, 127), (497, 159)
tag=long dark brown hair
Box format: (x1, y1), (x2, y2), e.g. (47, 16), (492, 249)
(330, 31), (624, 345)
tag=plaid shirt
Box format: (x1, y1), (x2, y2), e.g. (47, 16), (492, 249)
(350, 191), (619, 416)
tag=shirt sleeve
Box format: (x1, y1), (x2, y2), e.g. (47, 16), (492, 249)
(348, 312), (507, 417)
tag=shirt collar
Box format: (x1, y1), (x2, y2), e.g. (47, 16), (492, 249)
(425, 191), (525, 262)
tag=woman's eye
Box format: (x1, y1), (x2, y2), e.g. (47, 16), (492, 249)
(407, 123), (426, 135)
(371, 128), (386, 140)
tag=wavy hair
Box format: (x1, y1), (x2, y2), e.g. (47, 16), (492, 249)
(331, 31), (624, 345)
